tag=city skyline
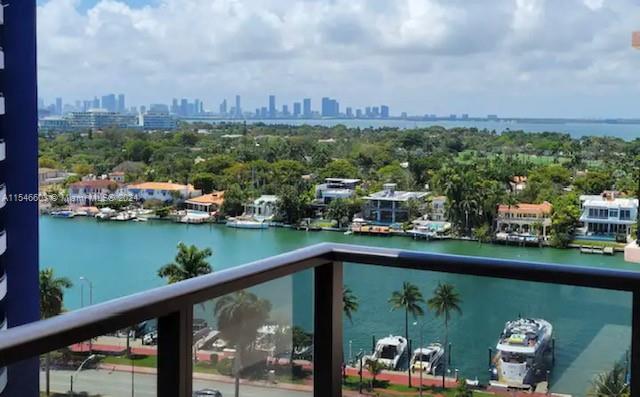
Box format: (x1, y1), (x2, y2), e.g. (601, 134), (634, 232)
(37, 0), (640, 118)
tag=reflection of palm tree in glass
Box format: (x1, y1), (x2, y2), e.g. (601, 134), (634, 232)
(588, 361), (629, 397)
(215, 291), (272, 397)
(343, 287), (359, 323)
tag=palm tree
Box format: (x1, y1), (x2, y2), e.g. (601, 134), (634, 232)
(389, 281), (424, 388)
(588, 362), (630, 397)
(214, 290), (272, 397)
(343, 286), (359, 323)
(365, 359), (386, 390)
(428, 282), (462, 388)
(39, 268), (73, 396)
(157, 242), (212, 283)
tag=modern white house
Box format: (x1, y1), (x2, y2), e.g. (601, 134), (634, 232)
(246, 195), (278, 220)
(127, 182), (201, 203)
(579, 192), (638, 238)
(363, 183), (427, 224)
(314, 178), (360, 205)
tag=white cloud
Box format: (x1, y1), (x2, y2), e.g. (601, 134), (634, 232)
(37, 0), (640, 117)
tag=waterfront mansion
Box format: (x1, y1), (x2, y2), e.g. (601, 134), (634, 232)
(496, 202), (553, 239)
(363, 183), (428, 224)
(579, 191), (638, 238)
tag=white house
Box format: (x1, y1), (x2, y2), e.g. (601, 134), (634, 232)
(68, 180), (127, 205)
(127, 182), (201, 203)
(363, 183), (427, 224)
(580, 192), (638, 238)
(429, 196), (447, 221)
(315, 178), (360, 205)
(246, 195), (278, 220)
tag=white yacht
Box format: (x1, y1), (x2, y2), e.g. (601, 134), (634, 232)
(365, 335), (407, 370)
(226, 217), (268, 229)
(410, 343), (444, 374)
(490, 318), (553, 388)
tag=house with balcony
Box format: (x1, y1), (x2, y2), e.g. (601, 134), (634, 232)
(429, 196), (448, 221)
(363, 183), (428, 224)
(185, 191), (224, 213)
(496, 201), (553, 239)
(68, 179), (127, 205)
(246, 195), (278, 220)
(127, 182), (201, 203)
(579, 192), (638, 238)
(314, 178), (360, 205)
(38, 168), (72, 186)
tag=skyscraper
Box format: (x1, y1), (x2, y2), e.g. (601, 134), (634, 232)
(235, 95), (241, 117)
(346, 107), (353, 118)
(117, 94), (125, 113)
(194, 99), (200, 115)
(380, 105), (389, 118)
(293, 102), (301, 117)
(219, 99), (227, 115)
(321, 97), (339, 117)
(303, 98), (311, 118)
(55, 97), (62, 115)
(268, 95), (276, 118)
(92, 97), (100, 109)
(1, 0), (40, 393)
(171, 98), (179, 114)
(101, 94), (116, 112)
(282, 104), (289, 117)
(180, 98), (188, 117)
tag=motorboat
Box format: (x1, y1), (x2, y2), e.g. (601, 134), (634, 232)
(113, 211), (136, 221)
(364, 335), (407, 370)
(410, 343), (444, 374)
(490, 318), (553, 388)
(95, 208), (116, 221)
(50, 210), (75, 218)
(226, 217), (268, 229)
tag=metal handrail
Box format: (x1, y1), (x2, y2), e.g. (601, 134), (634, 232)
(0, 242), (638, 397)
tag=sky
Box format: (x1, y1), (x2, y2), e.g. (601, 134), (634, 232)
(37, 0), (640, 118)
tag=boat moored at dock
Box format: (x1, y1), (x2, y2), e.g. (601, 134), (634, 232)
(364, 335), (407, 370)
(410, 343), (444, 374)
(226, 217), (269, 229)
(490, 318), (553, 389)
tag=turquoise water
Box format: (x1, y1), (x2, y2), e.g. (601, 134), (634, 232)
(40, 217), (635, 396)
(192, 118), (640, 140)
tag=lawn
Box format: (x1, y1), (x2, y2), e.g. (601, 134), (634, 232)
(343, 375), (495, 397)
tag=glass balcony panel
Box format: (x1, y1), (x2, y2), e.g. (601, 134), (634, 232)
(342, 263), (631, 397)
(192, 270), (313, 397)
(38, 322), (158, 396)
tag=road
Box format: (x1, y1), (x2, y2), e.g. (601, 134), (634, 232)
(40, 369), (312, 397)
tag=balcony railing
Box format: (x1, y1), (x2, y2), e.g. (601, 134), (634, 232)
(1, 242), (640, 396)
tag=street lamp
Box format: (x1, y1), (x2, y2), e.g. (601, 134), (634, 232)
(70, 354), (97, 393)
(413, 321), (424, 397)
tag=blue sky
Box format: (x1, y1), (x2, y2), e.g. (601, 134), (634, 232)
(37, 0), (640, 118)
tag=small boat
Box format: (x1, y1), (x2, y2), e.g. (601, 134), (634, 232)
(51, 210), (75, 218)
(113, 211), (136, 221)
(74, 210), (88, 217)
(95, 208), (117, 221)
(364, 335), (407, 370)
(490, 318), (553, 388)
(133, 217), (148, 222)
(226, 217), (268, 229)
(410, 343), (444, 374)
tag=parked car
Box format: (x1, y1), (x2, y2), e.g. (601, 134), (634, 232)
(193, 389), (222, 397)
(142, 331), (157, 345)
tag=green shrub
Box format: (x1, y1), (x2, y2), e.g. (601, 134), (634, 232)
(217, 357), (233, 376)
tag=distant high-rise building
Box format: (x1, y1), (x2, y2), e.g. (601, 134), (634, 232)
(356, 109), (363, 118)
(101, 94), (116, 112)
(82, 100), (92, 111)
(346, 107), (353, 118)
(255, 108), (260, 117)
(55, 97), (62, 115)
(180, 98), (188, 116)
(461, 113), (469, 120)
(293, 102), (301, 117)
(75, 100), (82, 111)
(321, 97), (339, 117)
(194, 99), (201, 115)
(303, 98), (311, 118)
(365, 107), (371, 117)
(380, 105), (389, 118)
(171, 98), (179, 114)
(219, 99), (228, 115)
(260, 106), (268, 118)
(92, 97), (100, 109)
(401, 112), (407, 119)
(235, 95), (241, 117)
(140, 105), (146, 114)
(449, 114), (457, 120)
(150, 104), (169, 113)
(268, 95), (276, 118)
(372, 106), (380, 117)
(282, 105), (289, 116)
(38, 97), (45, 109)
(130, 106), (137, 114)
(117, 94), (125, 113)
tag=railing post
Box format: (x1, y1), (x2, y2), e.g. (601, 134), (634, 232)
(632, 289), (640, 396)
(314, 261), (343, 397)
(157, 307), (193, 397)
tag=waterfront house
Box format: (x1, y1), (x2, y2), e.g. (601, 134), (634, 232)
(314, 178), (361, 205)
(108, 171), (126, 183)
(38, 168), (72, 186)
(185, 191), (225, 214)
(579, 192), (638, 238)
(496, 201), (553, 239)
(246, 195), (278, 220)
(363, 183), (428, 224)
(68, 179), (127, 205)
(429, 196), (448, 221)
(127, 182), (202, 203)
